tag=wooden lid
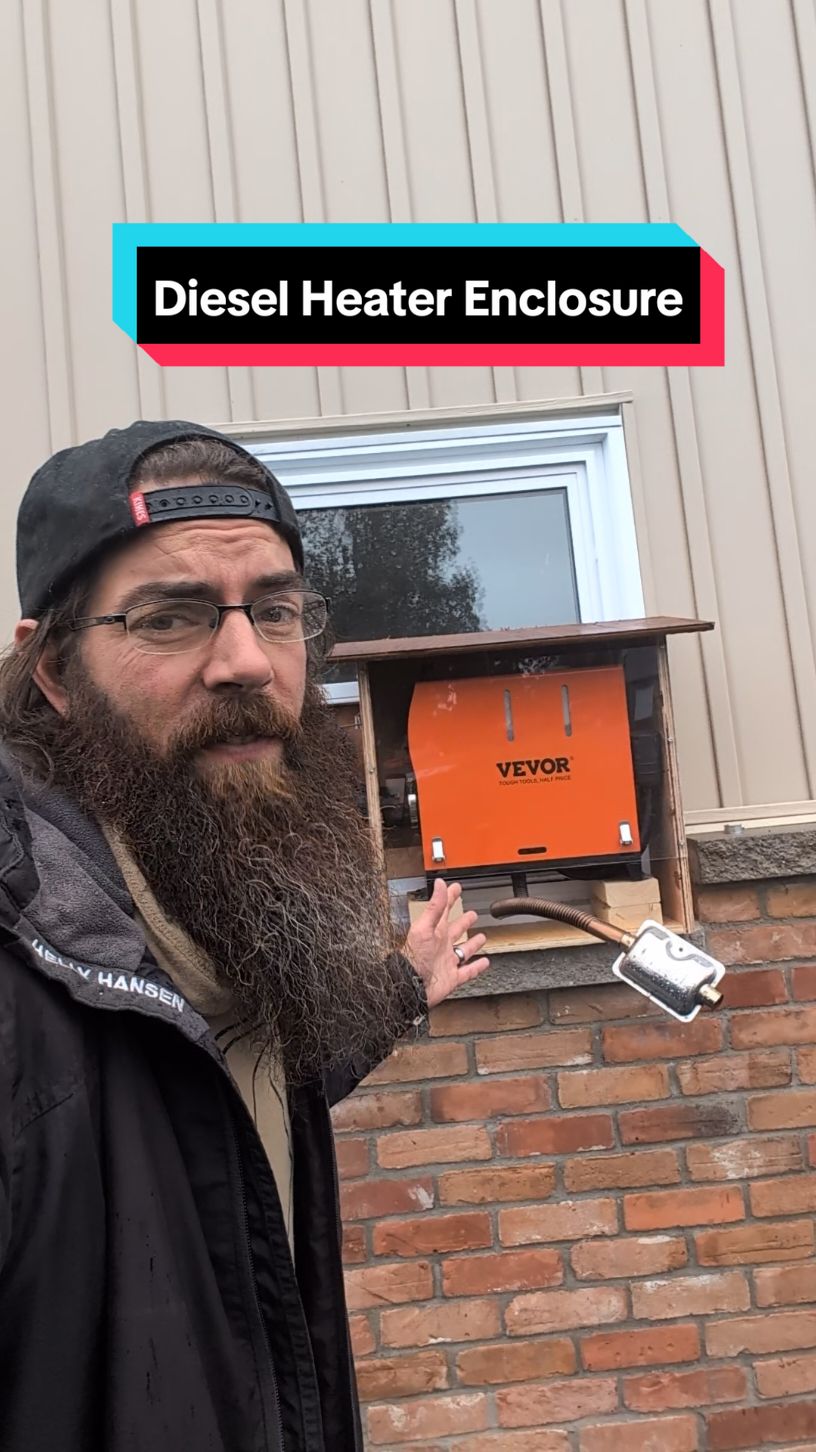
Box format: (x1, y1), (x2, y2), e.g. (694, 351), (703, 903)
(329, 616), (715, 663)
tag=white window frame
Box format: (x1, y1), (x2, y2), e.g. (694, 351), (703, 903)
(248, 410), (644, 701)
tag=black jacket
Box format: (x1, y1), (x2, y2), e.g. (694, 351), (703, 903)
(0, 752), (413, 1451)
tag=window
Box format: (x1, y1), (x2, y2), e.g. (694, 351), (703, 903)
(250, 411), (643, 700)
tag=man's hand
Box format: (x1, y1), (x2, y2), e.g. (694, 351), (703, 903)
(405, 879), (491, 1009)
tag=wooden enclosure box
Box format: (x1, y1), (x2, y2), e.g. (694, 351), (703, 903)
(330, 618), (713, 955)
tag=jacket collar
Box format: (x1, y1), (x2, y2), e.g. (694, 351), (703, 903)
(0, 746), (213, 1051)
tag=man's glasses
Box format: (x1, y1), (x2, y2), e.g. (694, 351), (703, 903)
(69, 589), (329, 656)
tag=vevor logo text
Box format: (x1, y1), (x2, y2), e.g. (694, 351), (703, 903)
(497, 757), (571, 779)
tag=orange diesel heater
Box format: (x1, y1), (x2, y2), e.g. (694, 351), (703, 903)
(407, 666), (641, 877)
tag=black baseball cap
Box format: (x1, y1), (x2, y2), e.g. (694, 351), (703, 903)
(17, 419), (304, 619)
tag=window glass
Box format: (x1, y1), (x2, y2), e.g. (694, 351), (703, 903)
(299, 486), (579, 646)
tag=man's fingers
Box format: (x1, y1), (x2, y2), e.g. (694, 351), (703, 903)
(422, 876), (450, 929)
(454, 956), (491, 985)
(453, 911), (480, 943)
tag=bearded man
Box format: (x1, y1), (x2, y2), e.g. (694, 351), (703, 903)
(0, 420), (490, 1452)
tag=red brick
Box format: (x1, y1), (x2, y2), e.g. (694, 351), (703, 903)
(748, 1087), (816, 1129)
(696, 884), (761, 922)
(381, 1299), (501, 1349)
(377, 1125), (492, 1170)
(367, 1392), (488, 1445)
(335, 1138), (370, 1180)
(623, 1365), (748, 1413)
(474, 1028), (592, 1074)
(362, 1040), (469, 1085)
(446, 1434), (570, 1452)
(580, 1414), (699, 1451)
(572, 1235), (687, 1281)
(356, 1350), (449, 1401)
(793, 963), (816, 999)
(767, 880), (816, 917)
(755, 1350), (816, 1397)
(624, 1184), (744, 1231)
(602, 1017), (723, 1062)
(697, 1219), (814, 1264)
(443, 1248), (563, 1297)
(373, 1212), (492, 1258)
(430, 1076), (550, 1123)
(429, 994), (542, 1036)
(456, 1338), (575, 1386)
(581, 1323), (700, 1371)
(497, 1114), (614, 1158)
(332, 1090), (422, 1132)
(754, 1264), (816, 1307)
(706, 1399), (816, 1449)
(632, 1271), (749, 1320)
(341, 1176), (434, 1221)
(349, 1313), (375, 1357)
(344, 1259), (433, 1311)
(505, 1286), (628, 1336)
(751, 1173), (816, 1217)
(732, 1004), (816, 1047)
(558, 1064), (669, 1108)
(677, 1047), (791, 1095)
(565, 1148), (680, 1192)
(500, 1198), (618, 1246)
(706, 1308), (816, 1356)
(496, 1375), (617, 1427)
(439, 1165), (556, 1205)
(707, 921), (816, 964)
(686, 1134), (802, 1181)
(549, 981), (658, 1022)
(720, 967), (788, 1008)
(342, 1224), (367, 1264)
(800, 1046), (816, 1081)
(619, 1100), (742, 1144)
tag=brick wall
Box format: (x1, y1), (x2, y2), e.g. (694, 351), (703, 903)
(334, 862), (816, 1450)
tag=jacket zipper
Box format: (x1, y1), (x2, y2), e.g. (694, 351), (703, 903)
(230, 1118), (286, 1452)
(319, 1093), (362, 1451)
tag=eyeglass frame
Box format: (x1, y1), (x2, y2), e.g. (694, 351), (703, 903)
(67, 588), (331, 654)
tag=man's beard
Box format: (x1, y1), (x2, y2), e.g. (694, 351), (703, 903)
(41, 661), (420, 1085)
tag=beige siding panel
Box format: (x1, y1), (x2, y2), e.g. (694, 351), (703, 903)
(340, 368), (410, 418)
(133, 0), (231, 421)
(47, 0), (142, 441)
(369, 0), (430, 410)
(0, 1), (51, 629)
(196, 0), (254, 422)
(535, 0), (603, 397)
(219, 0), (322, 421)
(646, 0), (810, 805)
(391, 0), (494, 407)
(473, 0), (581, 402)
(109, 0), (166, 421)
(618, 369), (724, 813)
(2, 0), (816, 819)
(562, 0), (648, 224)
(733, 0), (816, 650)
(20, 0), (75, 455)
(307, 0), (389, 222)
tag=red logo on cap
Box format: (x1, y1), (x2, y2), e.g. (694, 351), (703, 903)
(129, 492), (150, 527)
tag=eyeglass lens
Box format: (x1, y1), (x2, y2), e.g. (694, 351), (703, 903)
(124, 591), (326, 652)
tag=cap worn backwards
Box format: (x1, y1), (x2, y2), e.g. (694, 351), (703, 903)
(16, 419), (304, 619)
